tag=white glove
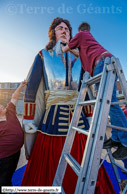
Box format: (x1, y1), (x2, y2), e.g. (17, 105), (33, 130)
(55, 40), (62, 56)
(23, 119), (37, 134)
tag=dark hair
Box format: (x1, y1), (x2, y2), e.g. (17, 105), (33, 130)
(46, 17), (72, 50)
(78, 22), (90, 32)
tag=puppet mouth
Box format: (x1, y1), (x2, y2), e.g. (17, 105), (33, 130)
(60, 35), (66, 39)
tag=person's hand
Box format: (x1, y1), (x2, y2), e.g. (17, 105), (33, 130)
(11, 80), (28, 105)
(19, 80), (28, 88)
(61, 44), (65, 52)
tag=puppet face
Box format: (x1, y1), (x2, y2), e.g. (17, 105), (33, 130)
(55, 22), (70, 44)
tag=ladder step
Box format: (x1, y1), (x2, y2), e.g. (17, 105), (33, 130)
(107, 124), (127, 132)
(79, 99), (96, 106)
(85, 73), (102, 85)
(111, 100), (127, 105)
(112, 161), (127, 173)
(64, 153), (80, 176)
(72, 126), (89, 136)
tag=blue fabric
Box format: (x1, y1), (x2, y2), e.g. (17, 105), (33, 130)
(38, 104), (89, 135)
(103, 160), (127, 194)
(25, 53), (43, 103)
(94, 58), (127, 147)
(12, 165), (26, 186)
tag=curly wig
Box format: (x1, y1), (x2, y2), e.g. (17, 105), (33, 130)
(46, 17), (72, 50)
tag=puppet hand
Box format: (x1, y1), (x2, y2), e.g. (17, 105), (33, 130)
(23, 120), (37, 133)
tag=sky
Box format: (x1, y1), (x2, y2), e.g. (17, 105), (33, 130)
(0, 0), (127, 82)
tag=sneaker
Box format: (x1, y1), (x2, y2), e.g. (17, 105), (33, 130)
(103, 138), (121, 149)
(112, 145), (127, 160)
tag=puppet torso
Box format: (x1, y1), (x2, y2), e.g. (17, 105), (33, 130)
(42, 49), (81, 90)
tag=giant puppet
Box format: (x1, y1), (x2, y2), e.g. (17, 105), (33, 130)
(21, 17), (116, 194)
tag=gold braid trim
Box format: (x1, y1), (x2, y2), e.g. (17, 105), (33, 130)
(37, 130), (67, 136)
(43, 106), (50, 124)
(45, 90), (78, 110)
(52, 105), (58, 125)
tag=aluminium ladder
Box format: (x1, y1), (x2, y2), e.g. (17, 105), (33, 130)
(52, 56), (127, 194)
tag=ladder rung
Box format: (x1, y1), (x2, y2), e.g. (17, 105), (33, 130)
(111, 100), (127, 105)
(72, 126), (89, 136)
(79, 100), (96, 106)
(107, 124), (127, 132)
(112, 161), (127, 173)
(64, 153), (80, 176)
(85, 73), (102, 85)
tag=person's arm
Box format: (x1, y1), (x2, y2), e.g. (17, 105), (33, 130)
(62, 45), (70, 53)
(62, 32), (80, 57)
(62, 45), (79, 58)
(11, 81), (28, 106)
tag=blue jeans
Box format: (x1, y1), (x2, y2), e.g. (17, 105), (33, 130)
(123, 159), (127, 168)
(94, 58), (127, 147)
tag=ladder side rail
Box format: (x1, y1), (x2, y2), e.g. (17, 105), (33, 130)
(75, 60), (109, 194)
(52, 72), (90, 186)
(87, 86), (96, 100)
(82, 63), (117, 194)
(83, 62), (115, 193)
(87, 86), (95, 114)
(112, 57), (127, 99)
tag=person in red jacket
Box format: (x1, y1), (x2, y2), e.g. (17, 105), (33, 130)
(62, 22), (127, 161)
(0, 81), (27, 188)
